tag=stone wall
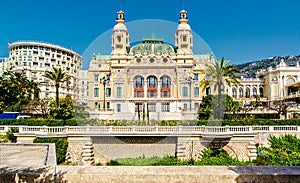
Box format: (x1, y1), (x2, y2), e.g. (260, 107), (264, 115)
(177, 136), (257, 161)
(92, 136), (177, 164)
(66, 137), (94, 166)
(1, 166), (300, 183)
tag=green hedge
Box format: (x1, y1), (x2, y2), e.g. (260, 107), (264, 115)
(0, 118), (77, 126)
(1, 118), (300, 126)
(33, 137), (68, 164)
(106, 149), (254, 166)
(224, 113), (279, 119)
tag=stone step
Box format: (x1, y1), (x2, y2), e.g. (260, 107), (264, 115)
(82, 153), (94, 157)
(247, 145), (256, 149)
(82, 157), (94, 161)
(248, 153), (257, 157)
(82, 146), (93, 149)
(250, 149), (257, 153)
(82, 149), (93, 153)
(249, 141), (256, 146)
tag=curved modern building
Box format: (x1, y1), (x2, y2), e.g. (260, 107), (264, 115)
(6, 41), (82, 100)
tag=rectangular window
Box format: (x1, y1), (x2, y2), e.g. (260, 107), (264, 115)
(117, 87), (122, 98)
(194, 87), (199, 97)
(106, 88), (111, 97)
(194, 73), (198, 81)
(107, 102), (110, 109)
(182, 87), (188, 97)
(161, 102), (170, 112)
(150, 91), (155, 97)
(94, 88), (99, 97)
(182, 35), (187, 42)
(206, 87), (211, 95)
(135, 102), (143, 112)
(148, 102), (156, 112)
(117, 104), (121, 112)
(183, 103), (188, 109)
(94, 74), (99, 81)
(117, 35), (122, 43)
(163, 91), (168, 97)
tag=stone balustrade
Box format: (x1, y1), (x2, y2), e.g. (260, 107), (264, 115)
(1, 125), (300, 136)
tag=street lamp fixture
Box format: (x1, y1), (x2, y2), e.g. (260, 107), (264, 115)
(100, 74), (110, 111)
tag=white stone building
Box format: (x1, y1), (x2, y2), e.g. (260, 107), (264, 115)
(3, 41), (82, 100)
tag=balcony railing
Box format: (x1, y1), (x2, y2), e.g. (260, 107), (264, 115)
(285, 92), (300, 99)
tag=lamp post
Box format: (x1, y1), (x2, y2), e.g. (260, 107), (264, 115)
(100, 74), (110, 111)
(186, 76), (193, 111)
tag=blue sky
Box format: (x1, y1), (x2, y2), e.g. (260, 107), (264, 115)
(1, 0), (300, 69)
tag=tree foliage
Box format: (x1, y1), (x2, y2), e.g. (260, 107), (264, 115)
(0, 69), (40, 112)
(26, 98), (50, 118)
(200, 58), (240, 119)
(73, 103), (89, 119)
(256, 134), (300, 166)
(198, 94), (240, 120)
(44, 67), (69, 108)
(49, 95), (74, 121)
(33, 137), (68, 164)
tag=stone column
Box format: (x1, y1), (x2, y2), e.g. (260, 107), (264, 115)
(144, 80), (147, 98)
(157, 81), (161, 98)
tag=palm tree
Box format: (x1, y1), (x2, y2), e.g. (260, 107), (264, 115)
(26, 80), (40, 99)
(200, 58), (240, 119)
(44, 67), (69, 108)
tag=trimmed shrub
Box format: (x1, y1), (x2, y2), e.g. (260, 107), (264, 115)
(33, 137), (68, 164)
(106, 149), (254, 166)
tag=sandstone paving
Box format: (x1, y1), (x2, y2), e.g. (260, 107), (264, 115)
(1, 166), (300, 182)
(0, 145), (48, 167)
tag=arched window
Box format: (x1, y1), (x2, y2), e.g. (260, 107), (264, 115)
(259, 87), (264, 98)
(252, 87), (257, 98)
(134, 76), (144, 88)
(238, 88), (243, 98)
(206, 87), (211, 95)
(160, 76), (171, 97)
(245, 87), (250, 98)
(147, 76), (158, 97)
(134, 76), (144, 97)
(232, 88), (237, 98)
(286, 77), (296, 85)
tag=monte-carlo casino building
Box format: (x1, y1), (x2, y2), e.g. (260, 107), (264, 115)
(87, 9), (215, 120)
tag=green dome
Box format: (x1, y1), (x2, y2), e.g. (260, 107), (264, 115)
(129, 36), (175, 56)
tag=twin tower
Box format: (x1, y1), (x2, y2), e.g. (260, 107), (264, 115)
(111, 9), (193, 57)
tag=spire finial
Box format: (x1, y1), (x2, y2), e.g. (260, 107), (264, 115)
(152, 24), (155, 35)
(182, 2), (185, 10)
(120, 0), (122, 10)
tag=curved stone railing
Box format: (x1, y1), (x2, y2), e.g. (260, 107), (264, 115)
(1, 125), (300, 136)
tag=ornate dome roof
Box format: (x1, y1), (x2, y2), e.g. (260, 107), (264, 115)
(177, 23), (191, 30)
(129, 35), (175, 56)
(113, 23), (127, 31)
